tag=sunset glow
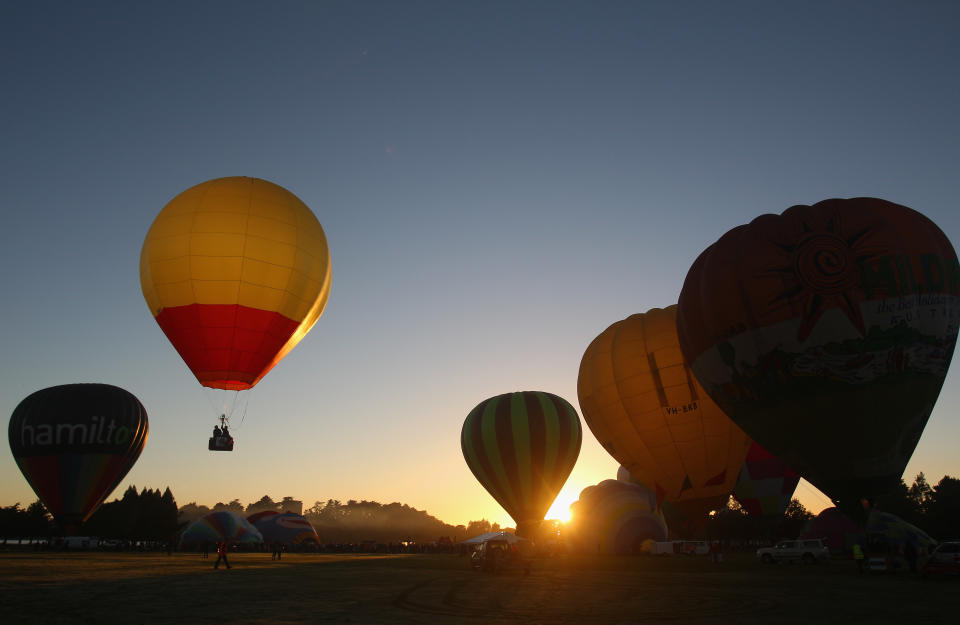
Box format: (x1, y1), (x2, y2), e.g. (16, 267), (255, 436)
(546, 493), (578, 524)
(1, 2), (958, 552)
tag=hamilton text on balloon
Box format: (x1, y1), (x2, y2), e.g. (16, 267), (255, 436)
(18, 416), (134, 448)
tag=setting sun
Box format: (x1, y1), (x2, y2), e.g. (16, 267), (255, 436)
(546, 493), (578, 523)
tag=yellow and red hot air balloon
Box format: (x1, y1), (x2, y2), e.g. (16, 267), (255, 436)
(140, 177), (331, 418)
(578, 306), (751, 527)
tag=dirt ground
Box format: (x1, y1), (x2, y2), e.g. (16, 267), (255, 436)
(0, 551), (953, 624)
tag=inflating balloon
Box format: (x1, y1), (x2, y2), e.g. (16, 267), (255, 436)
(568, 479), (667, 554)
(732, 442), (801, 517)
(461, 391), (582, 537)
(246, 510), (281, 525)
(677, 198), (959, 504)
(140, 176), (331, 392)
(866, 509), (937, 555)
(251, 512), (320, 547)
(8, 384), (148, 532)
(578, 306), (751, 522)
(801, 507), (862, 552)
(180, 510), (262, 547)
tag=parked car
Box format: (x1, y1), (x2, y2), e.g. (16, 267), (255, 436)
(757, 539), (830, 564)
(921, 541), (960, 578)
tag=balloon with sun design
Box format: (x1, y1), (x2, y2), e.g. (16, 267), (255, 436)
(677, 197), (959, 505)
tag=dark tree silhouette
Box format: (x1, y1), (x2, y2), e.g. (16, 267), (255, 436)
(84, 486), (180, 541)
(177, 502), (212, 525)
(927, 476), (960, 539)
(211, 499), (243, 514)
(245, 495), (279, 515)
(0, 501), (52, 538)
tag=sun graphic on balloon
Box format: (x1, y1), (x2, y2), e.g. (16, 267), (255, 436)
(761, 213), (888, 341)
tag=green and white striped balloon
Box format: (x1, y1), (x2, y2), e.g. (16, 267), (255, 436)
(461, 391), (582, 536)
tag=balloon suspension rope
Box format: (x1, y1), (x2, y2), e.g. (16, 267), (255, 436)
(201, 388), (249, 431)
(201, 387), (252, 432)
(234, 391), (249, 431)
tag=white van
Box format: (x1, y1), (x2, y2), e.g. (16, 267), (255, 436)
(62, 536), (95, 550)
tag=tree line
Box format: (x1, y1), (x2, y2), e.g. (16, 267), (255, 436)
(179, 495), (496, 544)
(177, 494), (304, 524)
(704, 473), (960, 543)
(874, 472), (960, 539)
(1, 489), (501, 545)
(0, 485), (180, 542)
(4, 472), (955, 544)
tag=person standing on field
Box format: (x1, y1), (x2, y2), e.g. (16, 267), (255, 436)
(214, 541), (231, 569)
(852, 543), (865, 573)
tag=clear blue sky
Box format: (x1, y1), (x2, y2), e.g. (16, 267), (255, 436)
(2, 1), (958, 527)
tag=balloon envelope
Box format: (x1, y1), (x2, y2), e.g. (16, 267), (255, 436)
(732, 442), (801, 517)
(866, 509), (937, 554)
(578, 306), (751, 521)
(180, 511), (263, 547)
(677, 198), (959, 503)
(569, 479), (668, 554)
(140, 176), (332, 391)
(251, 512), (320, 546)
(246, 510), (281, 525)
(461, 391), (582, 537)
(8, 384), (148, 530)
(800, 507), (863, 552)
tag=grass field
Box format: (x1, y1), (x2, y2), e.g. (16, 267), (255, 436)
(0, 551), (953, 624)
